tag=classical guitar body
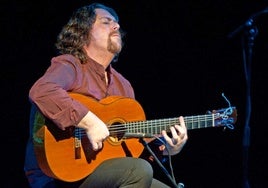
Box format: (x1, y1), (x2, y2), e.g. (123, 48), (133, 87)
(33, 93), (237, 182)
(33, 93), (146, 182)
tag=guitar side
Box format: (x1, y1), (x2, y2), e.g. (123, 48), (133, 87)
(33, 93), (146, 182)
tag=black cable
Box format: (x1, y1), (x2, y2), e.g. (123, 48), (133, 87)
(139, 138), (182, 188)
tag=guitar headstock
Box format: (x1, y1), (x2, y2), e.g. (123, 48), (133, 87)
(212, 106), (237, 129)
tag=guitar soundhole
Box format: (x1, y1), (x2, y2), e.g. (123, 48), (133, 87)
(107, 121), (127, 145)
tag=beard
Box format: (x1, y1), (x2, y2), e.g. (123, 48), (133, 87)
(107, 32), (122, 54)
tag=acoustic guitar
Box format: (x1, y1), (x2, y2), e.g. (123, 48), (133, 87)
(33, 93), (237, 182)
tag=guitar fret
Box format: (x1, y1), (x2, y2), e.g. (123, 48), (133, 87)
(124, 113), (221, 136)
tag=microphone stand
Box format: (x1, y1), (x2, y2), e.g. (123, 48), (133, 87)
(228, 7), (267, 188)
(241, 22), (257, 188)
(139, 138), (183, 188)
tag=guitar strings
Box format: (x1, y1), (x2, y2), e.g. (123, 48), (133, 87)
(77, 114), (216, 136)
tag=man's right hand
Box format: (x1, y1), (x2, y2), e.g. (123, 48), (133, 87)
(77, 111), (109, 151)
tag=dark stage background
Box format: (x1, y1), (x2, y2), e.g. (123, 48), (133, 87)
(2, 0), (268, 187)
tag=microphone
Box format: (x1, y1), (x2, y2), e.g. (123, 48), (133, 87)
(228, 7), (268, 38)
(124, 133), (154, 138)
(250, 7), (268, 19)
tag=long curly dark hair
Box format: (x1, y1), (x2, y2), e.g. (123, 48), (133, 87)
(55, 3), (120, 64)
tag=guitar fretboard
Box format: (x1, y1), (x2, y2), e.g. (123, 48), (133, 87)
(108, 114), (215, 137)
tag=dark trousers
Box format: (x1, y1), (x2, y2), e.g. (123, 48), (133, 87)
(79, 157), (170, 188)
(41, 157), (170, 188)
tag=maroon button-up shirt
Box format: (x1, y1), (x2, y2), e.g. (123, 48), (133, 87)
(29, 54), (135, 130)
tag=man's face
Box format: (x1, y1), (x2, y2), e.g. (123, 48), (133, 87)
(89, 8), (122, 54)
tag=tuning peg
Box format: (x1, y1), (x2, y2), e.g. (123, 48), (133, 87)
(206, 110), (211, 114)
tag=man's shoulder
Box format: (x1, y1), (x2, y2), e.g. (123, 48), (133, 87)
(51, 54), (82, 68)
(52, 54), (79, 63)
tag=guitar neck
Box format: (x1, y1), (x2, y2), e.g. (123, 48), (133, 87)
(122, 114), (215, 137)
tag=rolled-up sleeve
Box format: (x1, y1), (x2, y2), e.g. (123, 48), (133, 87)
(29, 55), (88, 130)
